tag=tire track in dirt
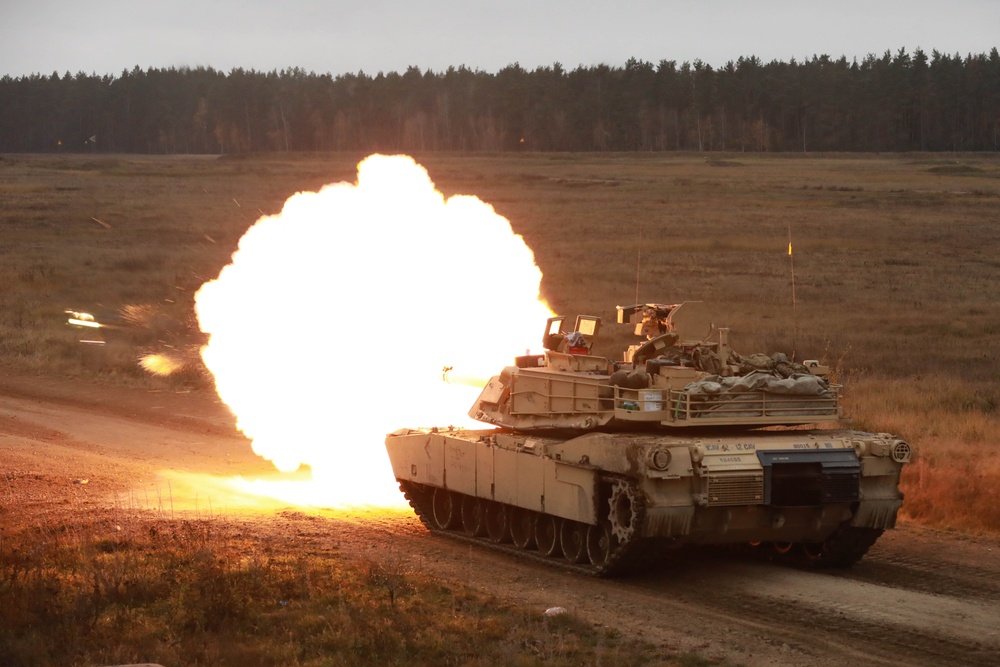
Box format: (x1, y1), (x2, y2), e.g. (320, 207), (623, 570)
(845, 551), (1000, 603)
(264, 508), (1000, 667)
(5, 372), (1000, 667)
(675, 561), (1000, 667)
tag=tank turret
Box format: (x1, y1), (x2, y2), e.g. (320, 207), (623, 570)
(386, 302), (910, 576)
(471, 301), (842, 432)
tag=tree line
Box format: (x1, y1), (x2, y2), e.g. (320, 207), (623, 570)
(1, 48), (998, 154)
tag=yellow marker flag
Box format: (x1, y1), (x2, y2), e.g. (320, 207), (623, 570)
(788, 242), (793, 256)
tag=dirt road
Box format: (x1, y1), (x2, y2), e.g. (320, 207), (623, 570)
(2, 373), (997, 666)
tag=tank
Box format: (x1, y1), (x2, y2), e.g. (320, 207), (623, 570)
(385, 302), (911, 575)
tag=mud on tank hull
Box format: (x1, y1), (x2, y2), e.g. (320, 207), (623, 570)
(385, 427), (910, 576)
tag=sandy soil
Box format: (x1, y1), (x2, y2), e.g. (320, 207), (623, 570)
(2, 372), (998, 666)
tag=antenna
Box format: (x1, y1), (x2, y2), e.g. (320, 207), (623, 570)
(634, 220), (643, 305)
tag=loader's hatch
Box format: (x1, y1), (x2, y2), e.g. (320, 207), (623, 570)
(757, 450), (860, 506)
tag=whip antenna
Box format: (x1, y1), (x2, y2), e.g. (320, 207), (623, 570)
(634, 220), (643, 305)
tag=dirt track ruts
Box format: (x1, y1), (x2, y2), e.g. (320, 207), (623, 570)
(2, 373), (998, 667)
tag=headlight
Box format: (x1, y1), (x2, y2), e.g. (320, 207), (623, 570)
(648, 447), (672, 470)
(891, 441), (911, 464)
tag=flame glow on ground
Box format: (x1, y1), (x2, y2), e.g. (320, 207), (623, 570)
(193, 155), (552, 508)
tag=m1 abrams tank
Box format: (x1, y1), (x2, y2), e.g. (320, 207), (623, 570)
(385, 302), (910, 576)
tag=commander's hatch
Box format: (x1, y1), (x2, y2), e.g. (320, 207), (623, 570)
(542, 314), (602, 353)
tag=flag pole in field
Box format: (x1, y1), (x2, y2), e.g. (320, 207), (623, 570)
(788, 226), (797, 360)
(788, 226), (796, 307)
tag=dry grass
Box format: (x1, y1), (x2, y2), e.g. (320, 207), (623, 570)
(844, 376), (1000, 534)
(2, 150), (999, 538)
(0, 509), (665, 666)
(3, 151), (997, 664)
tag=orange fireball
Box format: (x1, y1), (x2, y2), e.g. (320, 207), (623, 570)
(194, 154), (552, 508)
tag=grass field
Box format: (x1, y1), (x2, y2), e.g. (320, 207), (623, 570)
(0, 508), (665, 667)
(1, 151), (999, 663)
(2, 150), (998, 533)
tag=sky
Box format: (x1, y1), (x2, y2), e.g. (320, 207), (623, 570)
(2, 1), (997, 79)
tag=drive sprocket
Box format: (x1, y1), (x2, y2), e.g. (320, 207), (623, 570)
(607, 479), (643, 542)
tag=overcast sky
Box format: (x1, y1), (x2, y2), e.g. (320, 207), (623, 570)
(2, 1), (997, 79)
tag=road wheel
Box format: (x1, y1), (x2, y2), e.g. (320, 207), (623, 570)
(560, 520), (588, 564)
(773, 541), (794, 555)
(800, 542), (824, 561)
(587, 522), (616, 567)
(461, 496), (487, 537)
(510, 508), (537, 550)
(534, 515), (562, 557)
(485, 502), (511, 543)
(431, 488), (460, 530)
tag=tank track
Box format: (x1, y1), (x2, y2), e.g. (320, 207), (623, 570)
(399, 479), (647, 577)
(810, 523), (884, 567)
(400, 481), (883, 574)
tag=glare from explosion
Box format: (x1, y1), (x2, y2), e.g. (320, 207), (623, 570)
(140, 354), (184, 376)
(194, 155), (552, 508)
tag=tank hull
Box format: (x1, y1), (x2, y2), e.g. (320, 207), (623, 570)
(386, 427), (908, 575)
